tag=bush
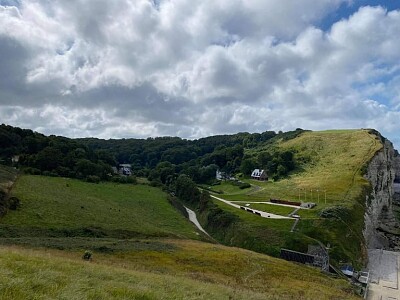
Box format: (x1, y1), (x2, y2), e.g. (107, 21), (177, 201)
(42, 171), (59, 177)
(112, 175), (137, 184)
(8, 197), (20, 210)
(86, 175), (101, 183)
(23, 167), (41, 175)
(82, 250), (93, 261)
(239, 183), (251, 189)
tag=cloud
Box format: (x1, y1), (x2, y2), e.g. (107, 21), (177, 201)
(0, 1), (400, 149)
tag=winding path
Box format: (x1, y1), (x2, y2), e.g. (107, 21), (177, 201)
(210, 195), (293, 220)
(184, 206), (210, 236)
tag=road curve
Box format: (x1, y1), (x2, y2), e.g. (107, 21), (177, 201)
(184, 206), (211, 236)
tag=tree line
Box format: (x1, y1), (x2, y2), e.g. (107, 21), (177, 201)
(0, 123), (305, 184)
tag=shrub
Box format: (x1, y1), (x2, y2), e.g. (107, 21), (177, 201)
(23, 167), (41, 175)
(42, 171), (59, 177)
(82, 250), (93, 261)
(111, 175), (137, 184)
(86, 175), (101, 183)
(8, 197), (20, 210)
(239, 183), (251, 189)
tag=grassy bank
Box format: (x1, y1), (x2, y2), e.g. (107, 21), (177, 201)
(0, 241), (359, 300)
(0, 175), (198, 241)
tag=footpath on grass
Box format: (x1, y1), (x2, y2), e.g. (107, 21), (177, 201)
(210, 195), (293, 220)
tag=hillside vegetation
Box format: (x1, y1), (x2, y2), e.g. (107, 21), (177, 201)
(0, 173), (360, 299)
(0, 241), (359, 300)
(204, 130), (382, 266)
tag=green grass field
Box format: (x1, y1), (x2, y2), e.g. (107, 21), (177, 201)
(0, 241), (360, 300)
(0, 175), (198, 240)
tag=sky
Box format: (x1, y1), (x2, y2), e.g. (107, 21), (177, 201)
(0, 1), (400, 149)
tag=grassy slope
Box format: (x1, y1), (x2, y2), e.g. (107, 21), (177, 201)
(0, 175), (198, 240)
(224, 129), (380, 205)
(0, 241), (359, 300)
(206, 130), (382, 266)
(0, 165), (17, 191)
(0, 172), (361, 299)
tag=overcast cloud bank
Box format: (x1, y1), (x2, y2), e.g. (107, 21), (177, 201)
(0, 0), (399, 148)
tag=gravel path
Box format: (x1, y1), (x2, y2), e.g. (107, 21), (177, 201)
(210, 195), (293, 220)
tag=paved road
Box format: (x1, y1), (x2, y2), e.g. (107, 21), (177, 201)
(184, 206), (210, 236)
(230, 200), (308, 209)
(367, 249), (399, 300)
(210, 195), (293, 219)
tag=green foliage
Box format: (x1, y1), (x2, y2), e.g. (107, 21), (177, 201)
(111, 175), (137, 184)
(86, 175), (101, 184)
(175, 175), (201, 204)
(82, 250), (93, 260)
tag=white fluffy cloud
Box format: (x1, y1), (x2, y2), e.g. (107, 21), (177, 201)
(0, 0), (399, 148)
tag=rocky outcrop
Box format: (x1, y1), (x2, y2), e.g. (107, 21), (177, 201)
(364, 137), (400, 250)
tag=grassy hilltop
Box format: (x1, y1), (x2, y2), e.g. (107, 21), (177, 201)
(203, 129), (382, 266)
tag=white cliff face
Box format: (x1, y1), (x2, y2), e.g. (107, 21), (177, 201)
(364, 138), (399, 249)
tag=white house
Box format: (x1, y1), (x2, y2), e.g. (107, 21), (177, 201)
(251, 169), (268, 181)
(119, 164), (132, 176)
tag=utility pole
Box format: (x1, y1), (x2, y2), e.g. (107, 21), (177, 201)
(310, 189), (313, 201)
(317, 189), (319, 203)
(324, 190), (327, 204)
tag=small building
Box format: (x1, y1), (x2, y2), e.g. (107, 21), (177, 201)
(251, 169), (268, 181)
(340, 265), (355, 277)
(216, 170), (225, 180)
(119, 164), (132, 176)
(216, 170), (235, 181)
(11, 155), (20, 164)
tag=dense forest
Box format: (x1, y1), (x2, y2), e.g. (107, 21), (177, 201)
(0, 124), (304, 185)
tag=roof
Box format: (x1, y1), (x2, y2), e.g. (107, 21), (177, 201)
(119, 164), (132, 168)
(251, 169), (266, 177)
(340, 265), (354, 276)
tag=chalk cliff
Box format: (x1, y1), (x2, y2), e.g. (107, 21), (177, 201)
(364, 136), (400, 250)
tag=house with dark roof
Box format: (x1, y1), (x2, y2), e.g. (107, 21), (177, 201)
(119, 164), (132, 176)
(251, 169), (267, 181)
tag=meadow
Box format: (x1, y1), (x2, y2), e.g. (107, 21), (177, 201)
(0, 241), (360, 300)
(0, 175), (199, 242)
